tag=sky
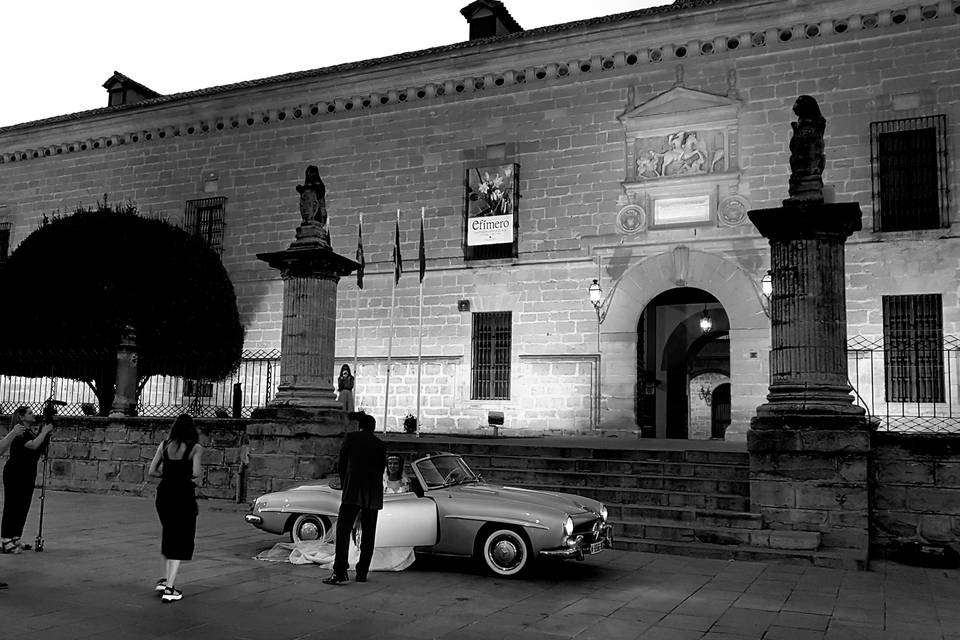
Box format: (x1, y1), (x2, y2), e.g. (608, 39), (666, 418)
(0, 0), (667, 129)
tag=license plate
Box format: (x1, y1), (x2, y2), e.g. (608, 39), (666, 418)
(588, 541), (603, 554)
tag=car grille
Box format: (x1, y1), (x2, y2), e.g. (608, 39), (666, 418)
(572, 517), (605, 544)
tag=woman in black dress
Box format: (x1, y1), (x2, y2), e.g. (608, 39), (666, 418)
(2, 406), (53, 554)
(148, 413), (203, 603)
(337, 364), (356, 412)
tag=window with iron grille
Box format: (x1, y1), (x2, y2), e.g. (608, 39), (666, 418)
(183, 197), (226, 255)
(0, 222), (10, 262)
(870, 115), (948, 232)
(183, 379), (214, 398)
(471, 311), (512, 400)
(882, 294), (944, 403)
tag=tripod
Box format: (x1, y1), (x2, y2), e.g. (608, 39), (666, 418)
(35, 446), (48, 552)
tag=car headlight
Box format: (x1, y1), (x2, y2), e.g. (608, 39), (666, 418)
(562, 516), (574, 537)
(600, 505), (608, 523)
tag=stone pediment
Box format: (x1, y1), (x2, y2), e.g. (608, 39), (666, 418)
(619, 87), (740, 136)
(616, 84), (746, 234)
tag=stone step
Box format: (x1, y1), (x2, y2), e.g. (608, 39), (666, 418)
(517, 483), (751, 512)
(611, 504), (763, 529)
(480, 467), (749, 496)
(614, 536), (866, 570)
(613, 520), (820, 551)
(478, 455), (750, 480)
(384, 437), (748, 467)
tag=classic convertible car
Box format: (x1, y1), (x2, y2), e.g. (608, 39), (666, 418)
(244, 452), (613, 576)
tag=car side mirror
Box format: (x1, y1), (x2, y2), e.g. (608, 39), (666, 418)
(409, 476), (424, 498)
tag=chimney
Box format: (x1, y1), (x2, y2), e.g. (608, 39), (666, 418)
(460, 1), (522, 40)
(102, 71), (161, 107)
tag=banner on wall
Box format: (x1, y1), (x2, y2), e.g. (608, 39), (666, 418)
(467, 213), (513, 246)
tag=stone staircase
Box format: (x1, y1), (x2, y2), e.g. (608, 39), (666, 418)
(383, 434), (854, 567)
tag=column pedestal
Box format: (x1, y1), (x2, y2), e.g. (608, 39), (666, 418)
(748, 203), (874, 568)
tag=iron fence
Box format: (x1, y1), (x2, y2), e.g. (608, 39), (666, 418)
(0, 349), (280, 418)
(848, 335), (960, 433)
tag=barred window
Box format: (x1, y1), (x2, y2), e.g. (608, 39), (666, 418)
(183, 379), (214, 398)
(0, 222), (10, 262)
(870, 115), (948, 232)
(882, 294), (944, 403)
(471, 311), (512, 400)
(183, 197), (226, 255)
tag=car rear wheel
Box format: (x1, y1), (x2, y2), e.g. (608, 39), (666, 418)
(290, 514), (332, 543)
(479, 527), (530, 577)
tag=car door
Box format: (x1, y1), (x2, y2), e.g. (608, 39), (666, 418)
(373, 492), (438, 547)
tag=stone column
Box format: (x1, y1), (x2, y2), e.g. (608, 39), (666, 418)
(746, 96), (873, 569)
(109, 325), (138, 417)
(246, 166), (360, 496)
(751, 205), (866, 424)
(257, 249), (357, 408)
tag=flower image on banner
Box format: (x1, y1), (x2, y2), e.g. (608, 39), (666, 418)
(466, 163), (518, 217)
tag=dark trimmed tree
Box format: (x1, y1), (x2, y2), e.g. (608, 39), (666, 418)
(0, 201), (244, 415)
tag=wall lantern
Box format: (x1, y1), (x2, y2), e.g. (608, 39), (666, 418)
(760, 270), (773, 317)
(587, 279), (605, 351)
(699, 306), (713, 333)
(761, 270), (773, 297)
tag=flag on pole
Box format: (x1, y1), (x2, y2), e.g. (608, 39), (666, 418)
(355, 214), (365, 289)
(418, 208), (426, 283)
(392, 210), (403, 284)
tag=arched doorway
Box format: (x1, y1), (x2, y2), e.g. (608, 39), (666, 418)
(636, 287), (729, 439)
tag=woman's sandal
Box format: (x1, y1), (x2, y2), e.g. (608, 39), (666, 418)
(1, 540), (21, 554)
(13, 539), (32, 551)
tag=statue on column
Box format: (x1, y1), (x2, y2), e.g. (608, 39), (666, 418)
(783, 95), (826, 206)
(294, 165), (331, 248)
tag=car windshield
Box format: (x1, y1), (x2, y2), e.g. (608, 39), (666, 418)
(414, 455), (479, 489)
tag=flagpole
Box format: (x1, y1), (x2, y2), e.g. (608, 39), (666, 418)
(415, 207), (425, 435)
(353, 213), (362, 406)
(383, 209), (400, 433)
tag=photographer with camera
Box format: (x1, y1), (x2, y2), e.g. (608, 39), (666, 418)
(0, 416), (28, 590)
(1, 405), (52, 555)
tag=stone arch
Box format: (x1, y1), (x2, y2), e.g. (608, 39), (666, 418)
(603, 248), (767, 334)
(598, 248), (768, 441)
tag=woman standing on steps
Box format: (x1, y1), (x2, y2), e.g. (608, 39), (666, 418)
(149, 413), (203, 603)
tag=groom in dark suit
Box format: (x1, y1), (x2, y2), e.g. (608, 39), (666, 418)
(323, 412), (387, 585)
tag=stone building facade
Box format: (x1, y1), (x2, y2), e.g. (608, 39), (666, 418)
(1, 0), (958, 439)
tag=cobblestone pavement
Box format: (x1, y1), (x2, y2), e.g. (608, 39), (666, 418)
(1, 491), (957, 639)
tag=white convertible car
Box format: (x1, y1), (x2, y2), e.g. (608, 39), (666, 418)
(244, 452), (613, 576)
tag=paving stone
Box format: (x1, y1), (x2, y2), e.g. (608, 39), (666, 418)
(0, 491), (952, 639)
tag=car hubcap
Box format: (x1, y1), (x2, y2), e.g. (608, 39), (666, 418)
(491, 537), (520, 568)
(300, 522), (319, 540)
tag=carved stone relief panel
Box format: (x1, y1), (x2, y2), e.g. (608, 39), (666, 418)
(635, 128), (729, 180)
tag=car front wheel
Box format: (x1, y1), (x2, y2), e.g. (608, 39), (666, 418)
(479, 527), (530, 577)
(290, 514), (332, 543)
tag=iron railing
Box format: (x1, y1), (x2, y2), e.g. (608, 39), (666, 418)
(0, 349), (280, 418)
(848, 335), (960, 433)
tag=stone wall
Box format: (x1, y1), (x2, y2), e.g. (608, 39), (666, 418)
(871, 432), (960, 557)
(35, 416), (248, 500)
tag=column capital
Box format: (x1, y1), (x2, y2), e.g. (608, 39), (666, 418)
(748, 202), (862, 243)
(257, 245), (359, 280)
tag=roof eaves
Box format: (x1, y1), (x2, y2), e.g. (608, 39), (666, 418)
(0, 0), (724, 135)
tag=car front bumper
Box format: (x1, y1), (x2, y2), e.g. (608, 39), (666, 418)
(539, 524), (614, 560)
